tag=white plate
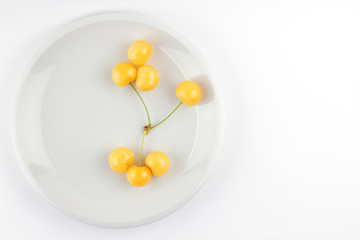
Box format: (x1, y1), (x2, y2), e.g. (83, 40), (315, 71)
(12, 13), (224, 227)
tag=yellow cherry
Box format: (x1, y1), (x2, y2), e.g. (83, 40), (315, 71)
(109, 147), (135, 173)
(176, 80), (202, 106)
(145, 151), (170, 177)
(128, 40), (153, 66)
(126, 165), (152, 187)
(112, 62), (137, 87)
(135, 65), (159, 91)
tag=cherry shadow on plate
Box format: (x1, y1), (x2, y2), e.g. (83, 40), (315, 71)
(189, 75), (214, 105)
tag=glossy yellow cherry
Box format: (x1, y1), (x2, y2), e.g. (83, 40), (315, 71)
(109, 147), (135, 173)
(112, 62), (137, 87)
(176, 80), (202, 106)
(126, 165), (152, 187)
(145, 151), (170, 177)
(135, 65), (159, 91)
(128, 40), (153, 66)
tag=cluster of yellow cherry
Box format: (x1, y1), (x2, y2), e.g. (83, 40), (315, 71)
(109, 40), (202, 187)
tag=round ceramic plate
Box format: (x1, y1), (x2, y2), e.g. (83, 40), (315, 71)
(12, 13), (224, 227)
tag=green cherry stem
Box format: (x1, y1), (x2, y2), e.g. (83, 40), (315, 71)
(139, 130), (146, 166)
(129, 82), (151, 125)
(149, 101), (183, 131)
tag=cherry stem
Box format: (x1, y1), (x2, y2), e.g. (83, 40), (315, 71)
(139, 130), (146, 166)
(150, 101), (183, 131)
(129, 82), (151, 125)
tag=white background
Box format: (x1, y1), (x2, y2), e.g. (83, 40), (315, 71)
(1, 0), (360, 239)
